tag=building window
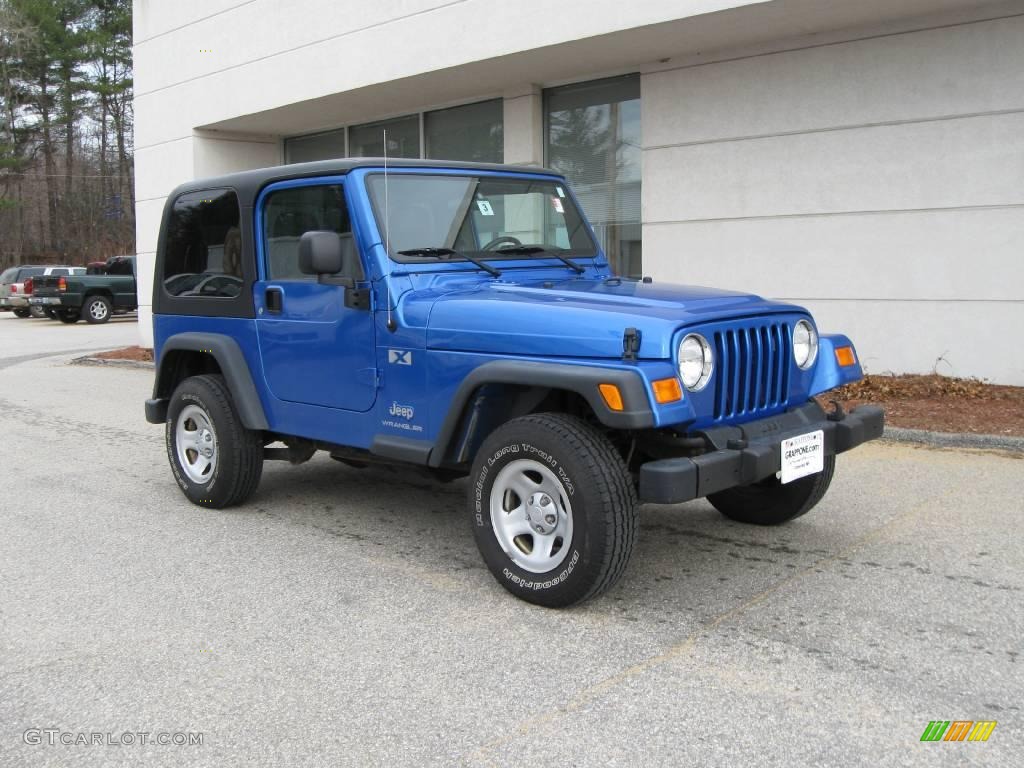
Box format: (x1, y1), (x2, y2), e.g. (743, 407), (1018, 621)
(424, 99), (503, 163)
(348, 115), (420, 159)
(284, 128), (346, 164)
(544, 74), (642, 277)
(163, 189), (243, 297)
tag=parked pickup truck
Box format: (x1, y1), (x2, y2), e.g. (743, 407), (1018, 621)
(144, 158), (884, 607)
(30, 255), (137, 324)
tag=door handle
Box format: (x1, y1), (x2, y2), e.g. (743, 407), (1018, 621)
(265, 287), (283, 313)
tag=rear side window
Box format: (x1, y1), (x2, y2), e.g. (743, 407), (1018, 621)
(164, 189), (243, 297)
(263, 184), (358, 281)
(0, 268), (16, 282)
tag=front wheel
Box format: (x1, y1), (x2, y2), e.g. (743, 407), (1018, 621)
(166, 374), (264, 508)
(469, 413), (638, 607)
(83, 295), (112, 324)
(707, 454), (836, 525)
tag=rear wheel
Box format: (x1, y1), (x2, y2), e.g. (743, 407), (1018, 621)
(166, 374), (263, 508)
(29, 305), (47, 318)
(83, 295), (112, 324)
(12, 307), (30, 318)
(469, 413), (637, 607)
(57, 309), (79, 324)
(708, 454), (835, 525)
(44, 309), (57, 320)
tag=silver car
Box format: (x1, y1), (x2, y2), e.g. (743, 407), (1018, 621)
(0, 266), (85, 317)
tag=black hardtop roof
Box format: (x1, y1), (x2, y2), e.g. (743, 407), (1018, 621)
(169, 157), (563, 204)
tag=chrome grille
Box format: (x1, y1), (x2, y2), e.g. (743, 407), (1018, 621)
(712, 322), (790, 420)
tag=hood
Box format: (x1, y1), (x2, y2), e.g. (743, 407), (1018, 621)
(415, 276), (804, 359)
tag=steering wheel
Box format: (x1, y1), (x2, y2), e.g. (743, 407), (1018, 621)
(482, 235), (522, 251)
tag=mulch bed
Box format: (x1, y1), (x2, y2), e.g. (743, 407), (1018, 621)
(817, 374), (1024, 437)
(92, 346), (154, 363)
(89, 348), (1023, 437)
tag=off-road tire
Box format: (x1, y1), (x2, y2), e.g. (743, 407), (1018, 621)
(708, 454), (835, 525)
(469, 413), (638, 607)
(12, 307), (30, 318)
(166, 374), (263, 508)
(83, 295), (112, 324)
(57, 309), (79, 323)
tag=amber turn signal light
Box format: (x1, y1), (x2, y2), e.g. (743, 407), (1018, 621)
(598, 383), (624, 412)
(835, 346), (857, 367)
(651, 377), (683, 404)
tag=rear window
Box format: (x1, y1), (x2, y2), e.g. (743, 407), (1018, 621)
(106, 258), (134, 276)
(163, 189), (242, 298)
(17, 267), (44, 280)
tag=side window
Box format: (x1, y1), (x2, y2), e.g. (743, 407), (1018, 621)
(164, 188), (243, 297)
(51, 268), (69, 276)
(263, 184), (359, 281)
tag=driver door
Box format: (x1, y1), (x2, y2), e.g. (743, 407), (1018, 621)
(255, 180), (377, 412)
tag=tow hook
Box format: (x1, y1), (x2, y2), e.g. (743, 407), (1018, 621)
(826, 400), (847, 422)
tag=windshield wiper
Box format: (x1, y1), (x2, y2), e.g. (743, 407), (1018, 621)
(494, 245), (585, 274)
(396, 247), (501, 277)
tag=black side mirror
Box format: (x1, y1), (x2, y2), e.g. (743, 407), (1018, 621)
(298, 231), (343, 275)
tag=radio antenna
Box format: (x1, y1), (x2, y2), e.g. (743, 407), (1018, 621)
(383, 129), (396, 332)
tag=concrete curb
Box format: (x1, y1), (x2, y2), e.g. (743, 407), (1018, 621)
(71, 355), (154, 371)
(58, 355), (1024, 453)
(882, 426), (1024, 453)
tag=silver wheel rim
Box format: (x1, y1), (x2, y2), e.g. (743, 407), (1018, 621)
(88, 300), (108, 320)
(175, 404), (218, 484)
(489, 459), (574, 574)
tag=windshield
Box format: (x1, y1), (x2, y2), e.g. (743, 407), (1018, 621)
(367, 174), (597, 262)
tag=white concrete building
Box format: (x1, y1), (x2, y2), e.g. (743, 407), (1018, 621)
(133, 0), (1024, 383)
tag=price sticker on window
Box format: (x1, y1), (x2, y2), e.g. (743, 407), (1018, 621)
(476, 200), (494, 216)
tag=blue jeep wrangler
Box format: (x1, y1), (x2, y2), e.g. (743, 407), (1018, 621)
(145, 159), (883, 607)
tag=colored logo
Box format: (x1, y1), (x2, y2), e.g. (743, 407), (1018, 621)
(388, 349), (412, 365)
(920, 721), (997, 742)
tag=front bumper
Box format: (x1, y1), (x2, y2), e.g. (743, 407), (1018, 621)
(638, 401), (884, 504)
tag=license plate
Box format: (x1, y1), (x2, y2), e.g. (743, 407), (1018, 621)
(30, 297), (60, 305)
(780, 430), (824, 484)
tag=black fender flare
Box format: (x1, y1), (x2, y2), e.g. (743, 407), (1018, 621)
(147, 332), (269, 430)
(428, 360), (654, 467)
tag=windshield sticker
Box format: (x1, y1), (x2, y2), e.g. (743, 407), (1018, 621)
(556, 186), (566, 198)
(476, 200), (494, 216)
(551, 197), (564, 214)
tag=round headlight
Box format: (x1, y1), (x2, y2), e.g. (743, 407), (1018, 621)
(678, 333), (713, 391)
(793, 320), (818, 369)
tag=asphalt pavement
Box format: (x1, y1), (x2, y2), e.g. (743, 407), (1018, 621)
(1, 311), (1021, 767)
